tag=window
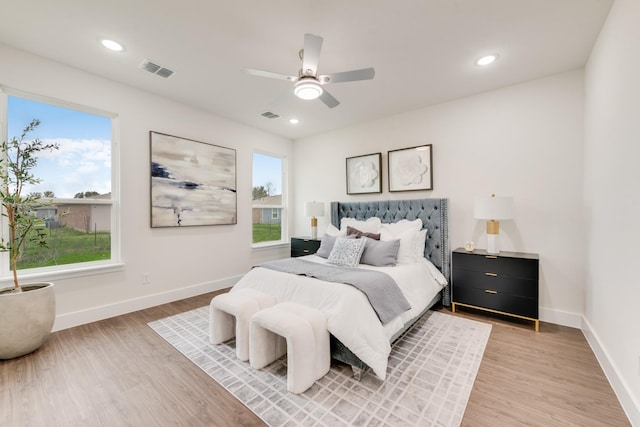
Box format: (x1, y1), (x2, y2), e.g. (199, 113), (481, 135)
(2, 89), (119, 277)
(252, 152), (286, 246)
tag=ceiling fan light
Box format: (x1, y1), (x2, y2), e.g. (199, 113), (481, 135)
(294, 79), (323, 100)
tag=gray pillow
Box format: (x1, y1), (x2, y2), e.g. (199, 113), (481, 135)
(316, 233), (355, 258)
(316, 234), (336, 258)
(360, 238), (400, 267)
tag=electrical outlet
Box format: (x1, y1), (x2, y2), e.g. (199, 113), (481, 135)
(142, 273), (151, 284)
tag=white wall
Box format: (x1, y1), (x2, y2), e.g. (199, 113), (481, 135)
(584, 0), (640, 422)
(0, 43), (293, 328)
(293, 70), (586, 326)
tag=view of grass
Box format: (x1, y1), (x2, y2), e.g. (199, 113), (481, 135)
(16, 226), (110, 270)
(253, 222), (282, 243)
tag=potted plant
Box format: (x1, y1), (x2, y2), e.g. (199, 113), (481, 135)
(0, 119), (59, 359)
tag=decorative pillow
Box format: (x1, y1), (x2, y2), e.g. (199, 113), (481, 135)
(327, 237), (366, 267)
(316, 233), (354, 258)
(360, 238), (400, 267)
(414, 229), (427, 260)
(340, 217), (382, 234)
(347, 226), (381, 240)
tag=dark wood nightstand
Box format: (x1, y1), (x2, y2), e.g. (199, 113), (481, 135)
(451, 248), (540, 331)
(290, 237), (321, 258)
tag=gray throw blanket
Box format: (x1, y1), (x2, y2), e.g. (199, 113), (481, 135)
(257, 258), (411, 324)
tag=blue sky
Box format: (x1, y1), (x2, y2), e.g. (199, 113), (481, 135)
(253, 152), (282, 195)
(7, 96), (111, 198)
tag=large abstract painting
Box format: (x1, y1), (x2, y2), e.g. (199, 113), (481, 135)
(150, 131), (236, 227)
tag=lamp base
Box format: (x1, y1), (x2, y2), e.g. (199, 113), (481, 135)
(310, 217), (318, 240)
(487, 234), (499, 254)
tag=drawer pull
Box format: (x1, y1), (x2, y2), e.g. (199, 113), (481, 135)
(484, 289), (498, 294)
(485, 255), (498, 259)
(485, 272), (498, 277)
(303, 249), (310, 253)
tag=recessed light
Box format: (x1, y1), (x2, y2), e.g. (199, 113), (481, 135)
(99, 38), (125, 52)
(475, 54), (498, 66)
(289, 118), (300, 125)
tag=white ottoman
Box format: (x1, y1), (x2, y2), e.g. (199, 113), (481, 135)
(209, 289), (276, 361)
(250, 302), (330, 394)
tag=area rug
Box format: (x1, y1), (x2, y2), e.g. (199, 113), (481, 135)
(148, 307), (491, 427)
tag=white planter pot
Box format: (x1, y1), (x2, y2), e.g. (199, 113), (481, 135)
(0, 282), (55, 359)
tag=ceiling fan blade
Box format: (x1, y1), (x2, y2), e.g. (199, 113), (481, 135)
(319, 89), (340, 108)
(321, 67), (375, 84)
(242, 68), (297, 82)
(302, 34), (323, 76)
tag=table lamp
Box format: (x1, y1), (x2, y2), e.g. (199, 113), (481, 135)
(304, 202), (324, 239)
(474, 194), (514, 254)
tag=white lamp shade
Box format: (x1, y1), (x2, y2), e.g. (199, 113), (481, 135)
(304, 202), (324, 217)
(474, 195), (514, 220)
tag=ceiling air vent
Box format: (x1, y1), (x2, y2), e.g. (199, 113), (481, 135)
(261, 111), (280, 119)
(139, 59), (175, 79)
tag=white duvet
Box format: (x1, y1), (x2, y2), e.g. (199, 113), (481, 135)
(231, 255), (446, 380)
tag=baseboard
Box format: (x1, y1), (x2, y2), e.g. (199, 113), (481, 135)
(582, 317), (640, 426)
(51, 275), (242, 332)
(539, 306), (582, 328)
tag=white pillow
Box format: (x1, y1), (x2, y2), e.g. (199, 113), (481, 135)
(327, 237), (366, 267)
(325, 223), (345, 237)
(380, 219), (422, 235)
(340, 217), (381, 234)
(380, 219), (423, 264)
(414, 229), (427, 260)
(381, 227), (417, 264)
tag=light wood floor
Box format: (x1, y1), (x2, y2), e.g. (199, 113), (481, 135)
(1, 290), (630, 427)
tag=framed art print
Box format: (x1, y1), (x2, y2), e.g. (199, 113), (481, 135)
(150, 131), (237, 227)
(346, 152), (382, 195)
(388, 144), (433, 192)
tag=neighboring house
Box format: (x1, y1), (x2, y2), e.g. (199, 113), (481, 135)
(252, 195), (282, 225)
(57, 193), (112, 232)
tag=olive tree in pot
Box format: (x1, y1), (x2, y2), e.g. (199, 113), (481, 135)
(0, 119), (59, 359)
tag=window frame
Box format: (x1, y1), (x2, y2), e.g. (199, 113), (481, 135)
(0, 87), (121, 284)
(251, 150), (287, 249)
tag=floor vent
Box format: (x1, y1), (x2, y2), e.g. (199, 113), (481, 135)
(261, 111), (280, 119)
(139, 59), (175, 79)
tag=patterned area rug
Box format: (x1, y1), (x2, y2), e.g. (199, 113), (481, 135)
(149, 307), (491, 427)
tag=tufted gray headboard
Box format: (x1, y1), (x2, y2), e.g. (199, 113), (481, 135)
(330, 198), (450, 306)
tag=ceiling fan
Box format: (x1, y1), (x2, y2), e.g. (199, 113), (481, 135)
(243, 34), (375, 108)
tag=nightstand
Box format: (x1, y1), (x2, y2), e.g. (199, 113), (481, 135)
(290, 237), (321, 258)
(451, 248), (540, 331)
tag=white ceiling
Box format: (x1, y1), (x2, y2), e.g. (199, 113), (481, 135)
(0, 0), (612, 140)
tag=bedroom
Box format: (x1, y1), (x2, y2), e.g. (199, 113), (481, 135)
(0, 0), (638, 426)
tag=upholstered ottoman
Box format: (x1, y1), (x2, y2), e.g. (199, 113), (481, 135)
(209, 289), (276, 361)
(250, 302), (330, 394)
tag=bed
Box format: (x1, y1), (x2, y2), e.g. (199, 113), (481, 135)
(232, 198), (450, 380)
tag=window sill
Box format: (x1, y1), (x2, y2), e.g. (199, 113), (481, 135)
(251, 241), (289, 251)
(0, 262), (125, 287)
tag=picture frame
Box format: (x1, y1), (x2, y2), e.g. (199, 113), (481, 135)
(150, 131), (237, 227)
(346, 152), (382, 195)
(388, 144), (433, 192)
